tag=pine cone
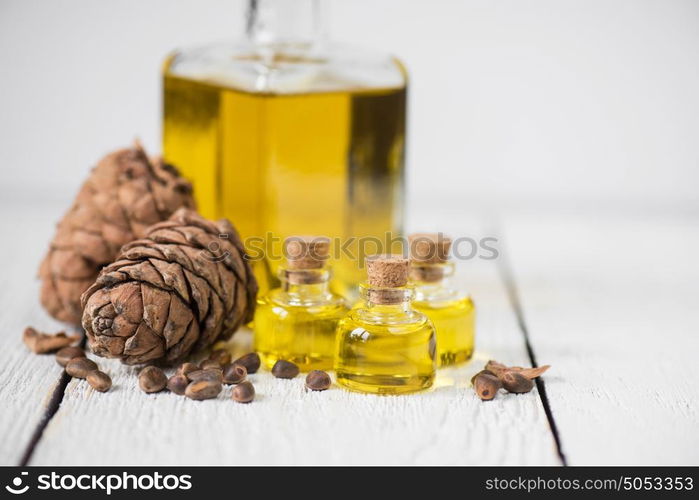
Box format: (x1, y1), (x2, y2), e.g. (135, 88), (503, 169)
(38, 143), (195, 324)
(81, 208), (258, 365)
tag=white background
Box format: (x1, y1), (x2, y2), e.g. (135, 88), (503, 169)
(1, 0), (698, 214)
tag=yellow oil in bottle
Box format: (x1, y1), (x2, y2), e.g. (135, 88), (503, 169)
(334, 255), (436, 395)
(413, 295), (475, 366)
(408, 234), (476, 366)
(255, 284), (347, 371)
(254, 237), (348, 371)
(334, 308), (436, 395)
(162, 68), (406, 297)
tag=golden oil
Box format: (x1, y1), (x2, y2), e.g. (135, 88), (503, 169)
(334, 255), (436, 394)
(162, 67), (406, 297)
(408, 234), (476, 366)
(254, 237), (348, 371)
(254, 281), (347, 371)
(413, 291), (475, 366)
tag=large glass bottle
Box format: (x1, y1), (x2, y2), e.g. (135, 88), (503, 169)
(162, 0), (407, 298)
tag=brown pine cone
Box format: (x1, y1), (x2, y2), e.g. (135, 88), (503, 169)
(81, 208), (258, 365)
(38, 143), (195, 324)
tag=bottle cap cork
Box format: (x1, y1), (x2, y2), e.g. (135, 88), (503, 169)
(366, 254), (409, 288)
(285, 236), (330, 270)
(408, 233), (452, 264)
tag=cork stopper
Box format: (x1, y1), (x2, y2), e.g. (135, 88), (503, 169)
(284, 236), (330, 270)
(409, 233), (452, 283)
(366, 254), (409, 288)
(408, 233), (452, 264)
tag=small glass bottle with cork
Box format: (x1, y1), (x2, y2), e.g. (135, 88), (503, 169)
(408, 233), (476, 366)
(334, 254), (436, 394)
(254, 236), (348, 371)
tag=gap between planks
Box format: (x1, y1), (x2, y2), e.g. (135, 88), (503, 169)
(18, 334), (87, 466)
(496, 246), (568, 466)
(18, 371), (72, 466)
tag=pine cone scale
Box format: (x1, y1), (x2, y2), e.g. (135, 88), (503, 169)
(124, 323), (162, 357)
(48, 249), (97, 279)
(166, 320), (199, 363)
(182, 268), (209, 322)
(149, 228), (190, 246)
(149, 258), (191, 305)
(94, 336), (125, 358)
(141, 284), (170, 334)
(161, 294), (194, 349)
(111, 282), (143, 324)
(71, 231), (112, 264)
(111, 315), (136, 338)
(121, 261), (168, 290)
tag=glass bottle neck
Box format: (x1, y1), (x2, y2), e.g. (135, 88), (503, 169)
(360, 284), (413, 312)
(356, 284), (424, 324)
(413, 261), (455, 283)
(282, 280), (330, 297)
(364, 301), (412, 315)
(246, 0), (322, 45)
(411, 262), (461, 302)
(278, 266), (332, 305)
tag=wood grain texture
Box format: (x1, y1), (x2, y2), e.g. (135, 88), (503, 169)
(503, 211), (699, 465)
(0, 204), (78, 464)
(28, 211), (559, 465)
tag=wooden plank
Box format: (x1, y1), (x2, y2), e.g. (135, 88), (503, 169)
(29, 212), (559, 465)
(0, 203), (76, 465)
(502, 211), (699, 465)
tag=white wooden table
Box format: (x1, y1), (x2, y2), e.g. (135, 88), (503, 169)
(1, 200), (697, 465)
